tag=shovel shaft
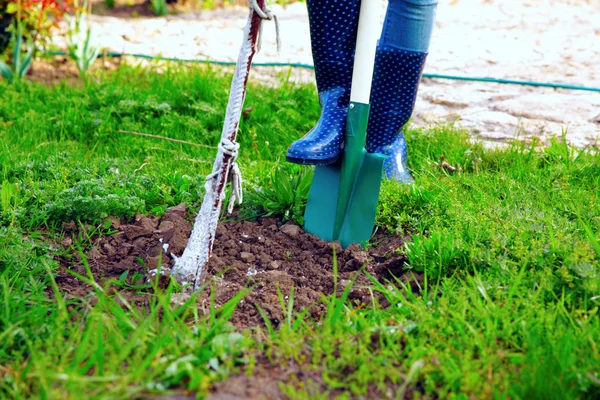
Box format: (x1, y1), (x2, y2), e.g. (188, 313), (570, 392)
(350, 0), (382, 104)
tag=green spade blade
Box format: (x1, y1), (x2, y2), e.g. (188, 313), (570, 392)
(333, 102), (370, 239)
(338, 150), (386, 248)
(304, 162), (338, 243)
(304, 102), (386, 248)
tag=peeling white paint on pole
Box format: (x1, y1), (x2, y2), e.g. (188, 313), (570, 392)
(171, 0), (272, 291)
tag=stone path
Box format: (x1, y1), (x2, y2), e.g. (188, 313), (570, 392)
(58, 0), (600, 148)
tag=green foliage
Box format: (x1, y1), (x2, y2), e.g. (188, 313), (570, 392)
(245, 165), (312, 225)
(0, 225), (252, 398)
(0, 22), (33, 83)
(0, 180), (19, 227)
(66, 5), (101, 78)
(150, 0), (169, 16)
(404, 232), (469, 279)
(104, 0), (115, 9)
(377, 126), (600, 305)
(0, 152), (206, 228)
(68, 26), (100, 77)
(44, 178), (146, 224)
(4, 0), (77, 53)
(113, 269), (153, 290)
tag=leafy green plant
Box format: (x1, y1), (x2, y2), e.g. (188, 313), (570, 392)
(66, 2), (100, 78)
(150, 0), (169, 16)
(68, 26), (100, 77)
(44, 178), (146, 225)
(69, 219), (119, 250)
(112, 270), (153, 291)
(0, 22), (33, 83)
(104, 0), (115, 9)
(245, 166), (312, 225)
(5, 0), (78, 52)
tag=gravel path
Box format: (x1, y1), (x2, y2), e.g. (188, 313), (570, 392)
(60, 0), (600, 148)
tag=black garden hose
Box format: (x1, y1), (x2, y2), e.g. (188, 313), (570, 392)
(46, 50), (600, 93)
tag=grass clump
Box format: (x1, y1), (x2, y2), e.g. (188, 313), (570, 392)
(244, 164), (312, 225)
(377, 127), (600, 306)
(0, 224), (252, 398)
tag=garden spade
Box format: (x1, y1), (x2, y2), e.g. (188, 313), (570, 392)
(304, 0), (386, 248)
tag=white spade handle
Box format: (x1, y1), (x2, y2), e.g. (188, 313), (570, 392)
(349, 0), (382, 104)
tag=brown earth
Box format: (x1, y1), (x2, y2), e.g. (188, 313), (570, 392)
(55, 203), (419, 329)
(204, 357), (427, 400)
(26, 56), (123, 86)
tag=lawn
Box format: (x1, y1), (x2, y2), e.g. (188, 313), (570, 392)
(1, 63), (599, 399)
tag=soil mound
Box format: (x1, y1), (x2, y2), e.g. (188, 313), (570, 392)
(56, 204), (415, 328)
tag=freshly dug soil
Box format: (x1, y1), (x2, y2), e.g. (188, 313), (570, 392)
(55, 203), (416, 329)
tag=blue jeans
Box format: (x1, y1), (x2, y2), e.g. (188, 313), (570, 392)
(381, 0), (438, 52)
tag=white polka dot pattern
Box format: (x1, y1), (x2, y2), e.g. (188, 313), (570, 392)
(286, 0), (361, 165)
(367, 45), (428, 183)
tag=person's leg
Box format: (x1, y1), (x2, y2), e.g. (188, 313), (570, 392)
(381, 0), (437, 53)
(286, 0), (361, 165)
(367, 0), (438, 183)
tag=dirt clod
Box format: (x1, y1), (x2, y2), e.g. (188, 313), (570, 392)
(280, 222), (301, 238)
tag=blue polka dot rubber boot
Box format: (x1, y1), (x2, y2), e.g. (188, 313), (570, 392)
(366, 45), (428, 184)
(286, 0), (361, 165)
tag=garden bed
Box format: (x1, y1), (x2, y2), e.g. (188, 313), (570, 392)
(55, 203), (418, 330)
(3, 64), (599, 399)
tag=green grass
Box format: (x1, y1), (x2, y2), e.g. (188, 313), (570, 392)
(1, 63), (599, 399)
